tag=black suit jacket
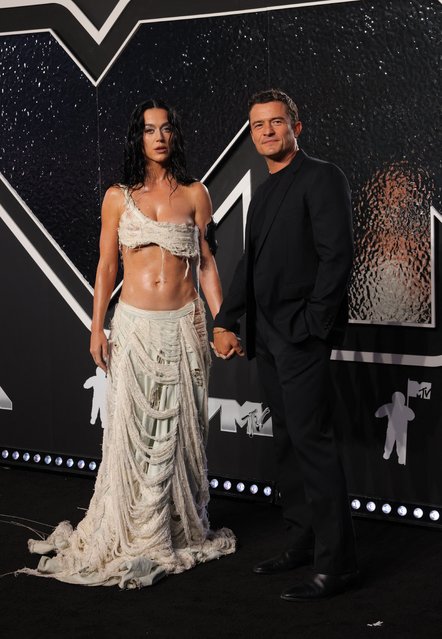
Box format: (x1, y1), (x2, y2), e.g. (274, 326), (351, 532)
(215, 149), (354, 359)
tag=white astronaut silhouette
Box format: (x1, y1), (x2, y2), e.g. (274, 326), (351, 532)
(83, 367), (108, 428)
(375, 392), (415, 465)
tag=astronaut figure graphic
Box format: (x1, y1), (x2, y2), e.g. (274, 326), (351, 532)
(83, 367), (108, 428)
(375, 392), (415, 465)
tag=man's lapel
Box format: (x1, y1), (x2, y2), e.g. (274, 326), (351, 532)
(245, 196), (259, 254)
(254, 149), (306, 261)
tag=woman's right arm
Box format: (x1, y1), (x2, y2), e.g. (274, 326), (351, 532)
(90, 187), (123, 372)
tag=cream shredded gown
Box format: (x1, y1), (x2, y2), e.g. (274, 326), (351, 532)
(21, 188), (236, 588)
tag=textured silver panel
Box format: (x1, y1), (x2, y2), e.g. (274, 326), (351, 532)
(350, 163), (433, 323)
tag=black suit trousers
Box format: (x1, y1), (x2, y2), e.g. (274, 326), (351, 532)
(255, 312), (357, 574)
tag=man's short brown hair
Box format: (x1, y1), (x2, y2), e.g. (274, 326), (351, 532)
(248, 89), (299, 125)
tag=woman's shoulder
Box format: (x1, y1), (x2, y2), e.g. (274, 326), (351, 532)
(186, 180), (210, 201)
(104, 184), (128, 205)
(106, 183), (128, 196)
(101, 184), (128, 219)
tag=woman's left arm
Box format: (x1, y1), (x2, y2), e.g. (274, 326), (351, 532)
(192, 182), (223, 319)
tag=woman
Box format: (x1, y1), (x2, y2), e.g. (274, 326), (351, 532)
(22, 99), (236, 588)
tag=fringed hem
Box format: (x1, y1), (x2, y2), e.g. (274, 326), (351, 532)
(20, 524), (235, 589)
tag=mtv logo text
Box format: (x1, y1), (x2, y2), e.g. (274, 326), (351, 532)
(208, 398), (273, 437)
(407, 379), (432, 400)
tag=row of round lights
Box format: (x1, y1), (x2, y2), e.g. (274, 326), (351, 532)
(209, 478), (272, 497)
(351, 499), (440, 522)
(3, 448), (438, 520)
(1, 449), (97, 472)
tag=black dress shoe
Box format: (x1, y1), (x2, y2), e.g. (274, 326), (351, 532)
(253, 550), (312, 575)
(280, 571), (360, 601)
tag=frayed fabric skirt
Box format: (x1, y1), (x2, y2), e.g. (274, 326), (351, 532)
(21, 298), (235, 588)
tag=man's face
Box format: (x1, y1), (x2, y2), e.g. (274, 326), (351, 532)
(142, 108), (173, 163)
(249, 101), (301, 161)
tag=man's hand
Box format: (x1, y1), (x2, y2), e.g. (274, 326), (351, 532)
(211, 329), (245, 359)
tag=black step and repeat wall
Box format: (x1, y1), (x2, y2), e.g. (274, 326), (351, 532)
(0, 1), (441, 520)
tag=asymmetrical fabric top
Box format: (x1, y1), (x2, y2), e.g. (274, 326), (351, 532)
(118, 186), (200, 260)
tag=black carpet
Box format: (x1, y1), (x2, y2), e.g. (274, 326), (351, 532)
(1, 466), (441, 639)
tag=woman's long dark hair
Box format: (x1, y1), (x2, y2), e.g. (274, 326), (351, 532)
(122, 99), (195, 189)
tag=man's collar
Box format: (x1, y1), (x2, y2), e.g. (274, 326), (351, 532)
(287, 148), (306, 173)
(268, 148), (306, 176)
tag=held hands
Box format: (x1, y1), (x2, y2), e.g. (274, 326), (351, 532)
(211, 328), (245, 360)
(90, 329), (109, 373)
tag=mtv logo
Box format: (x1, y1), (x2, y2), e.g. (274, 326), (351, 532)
(208, 398), (273, 437)
(407, 379), (432, 400)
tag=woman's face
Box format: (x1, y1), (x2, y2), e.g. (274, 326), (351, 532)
(142, 108), (173, 164)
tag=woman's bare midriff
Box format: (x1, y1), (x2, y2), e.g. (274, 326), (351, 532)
(119, 244), (198, 310)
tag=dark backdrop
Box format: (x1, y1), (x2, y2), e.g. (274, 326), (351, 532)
(0, 0), (441, 517)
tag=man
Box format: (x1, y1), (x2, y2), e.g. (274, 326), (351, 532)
(213, 89), (358, 601)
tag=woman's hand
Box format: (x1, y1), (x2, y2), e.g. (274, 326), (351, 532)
(90, 329), (109, 373)
(212, 330), (245, 359)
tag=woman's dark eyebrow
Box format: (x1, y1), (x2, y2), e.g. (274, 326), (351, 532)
(143, 121), (170, 128)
